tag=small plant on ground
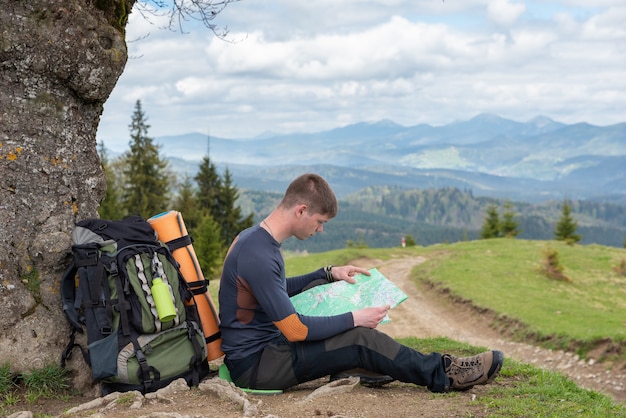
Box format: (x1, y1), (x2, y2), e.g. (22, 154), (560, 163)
(539, 246), (571, 282)
(21, 364), (70, 402)
(116, 392), (138, 406)
(613, 258), (626, 277)
(22, 266), (41, 297)
(0, 363), (17, 410)
(2, 391), (19, 406)
(0, 363), (15, 397)
(1, 363), (18, 416)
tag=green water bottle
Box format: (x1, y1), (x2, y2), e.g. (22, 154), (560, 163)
(151, 278), (176, 322)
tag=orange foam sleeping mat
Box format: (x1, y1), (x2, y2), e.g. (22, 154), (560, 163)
(148, 210), (223, 361)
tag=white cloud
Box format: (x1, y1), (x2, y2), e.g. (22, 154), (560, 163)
(97, 0), (626, 149)
(487, 0), (526, 26)
(581, 6), (626, 40)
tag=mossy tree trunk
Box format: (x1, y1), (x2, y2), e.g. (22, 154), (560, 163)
(0, 0), (134, 389)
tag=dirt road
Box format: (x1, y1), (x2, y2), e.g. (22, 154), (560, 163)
(373, 255), (626, 404)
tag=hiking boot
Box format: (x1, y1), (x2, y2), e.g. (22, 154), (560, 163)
(330, 368), (395, 388)
(443, 350), (504, 391)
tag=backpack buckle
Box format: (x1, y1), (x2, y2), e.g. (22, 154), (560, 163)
(108, 262), (118, 277)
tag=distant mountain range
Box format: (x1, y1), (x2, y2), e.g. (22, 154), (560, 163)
(144, 113), (626, 204)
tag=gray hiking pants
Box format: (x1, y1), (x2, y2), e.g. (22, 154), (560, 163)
(225, 327), (449, 392)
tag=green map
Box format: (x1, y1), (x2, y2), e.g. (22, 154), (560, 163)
(290, 268), (407, 324)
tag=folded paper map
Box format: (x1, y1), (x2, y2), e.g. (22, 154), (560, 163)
(290, 268), (407, 324)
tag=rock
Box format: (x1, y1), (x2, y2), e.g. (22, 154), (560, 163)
(6, 411), (34, 418)
(0, 0), (125, 388)
(198, 377), (260, 417)
(298, 376), (360, 403)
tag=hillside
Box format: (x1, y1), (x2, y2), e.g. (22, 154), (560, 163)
(238, 186), (626, 252)
(154, 113), (626, 203)
(101, 113), (626, 249)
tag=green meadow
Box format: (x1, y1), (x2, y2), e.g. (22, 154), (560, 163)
(285, 239), (626, 358)
(281, 238), (626, 416)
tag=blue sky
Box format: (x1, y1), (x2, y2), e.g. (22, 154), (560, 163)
(97, 0), (626, 152)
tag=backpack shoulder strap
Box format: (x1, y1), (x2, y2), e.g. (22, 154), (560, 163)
(61, 263), (83, 332)
(60, 262), (91, 370)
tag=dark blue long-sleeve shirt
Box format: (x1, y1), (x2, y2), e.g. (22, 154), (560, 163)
(218, 225), (354, 360)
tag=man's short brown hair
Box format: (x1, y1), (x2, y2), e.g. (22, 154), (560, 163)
(280, 173), (338, 218)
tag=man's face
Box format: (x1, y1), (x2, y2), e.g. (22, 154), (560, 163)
(295, 207), (330, 240)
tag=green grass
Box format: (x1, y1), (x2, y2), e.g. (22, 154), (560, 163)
(399, 337), (626, 417)
(284, 246), (404, 275)
(0, 363), (16, 401)
(282, 241), (626, 357)
(486, 360), (625, 417)
(411, 239), (626, 356)
(210, 241), (626, 413)
(1, 363), (72, 415)
(0, 364), (18, 417)
(21, 364), (71, 401)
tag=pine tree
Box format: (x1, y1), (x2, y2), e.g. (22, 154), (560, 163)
(218, 168), (254, 245)
(97, 141), (124, 220)
(554, 200), (582, 244)
(480, 204), (501, 239)
(173, 175), (201, 231)
(194, 155), (222, 226)
(500, 200), (520, 238)
(172, 174), (225, 279)
(120, 100), (171, 218)
(194, 158), (254, 245)
(193, 214), (223, 279)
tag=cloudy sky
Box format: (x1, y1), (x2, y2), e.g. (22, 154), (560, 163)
(97, 0), (626, 152)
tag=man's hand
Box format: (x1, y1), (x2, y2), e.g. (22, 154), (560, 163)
(352, 305), (390, 328)
(331, 265), (370, 284)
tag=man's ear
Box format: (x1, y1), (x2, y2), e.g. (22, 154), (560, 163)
(295, 204), (308, 218)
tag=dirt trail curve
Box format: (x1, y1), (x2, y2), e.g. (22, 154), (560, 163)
(368, 255), (626, 404)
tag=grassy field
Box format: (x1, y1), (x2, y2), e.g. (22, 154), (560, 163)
(401, 336), (626, 417)
(414, 239), (626, 356)
(279, 239), (626, 416)
(284, 239), (626, 358)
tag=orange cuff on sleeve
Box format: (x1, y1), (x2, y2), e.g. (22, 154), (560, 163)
(274, 313), (309, 342)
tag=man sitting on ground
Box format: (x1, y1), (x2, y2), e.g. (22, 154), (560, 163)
(218, 173), (504, 392)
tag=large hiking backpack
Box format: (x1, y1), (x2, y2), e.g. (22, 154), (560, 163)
(60, 215), (209, 394)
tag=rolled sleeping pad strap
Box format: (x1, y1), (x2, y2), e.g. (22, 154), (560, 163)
(166, 235), (193, 251)
(148, 210), (224, 361)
